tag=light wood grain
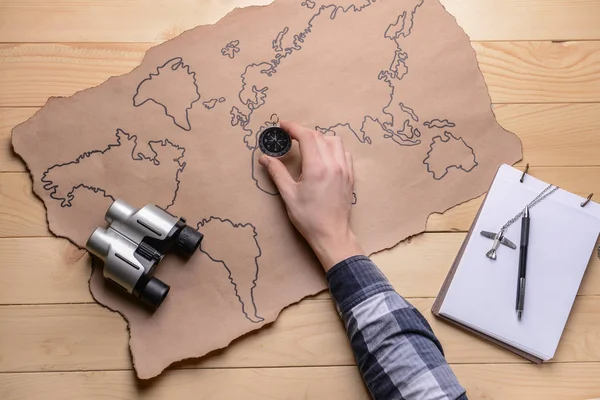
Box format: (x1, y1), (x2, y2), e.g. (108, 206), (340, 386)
(2, 296), (599, 372)
(0, 367), (370, 400)
(2, 0), (600, 42)
(3, 167), (598, 237)
(2, 42), (600, 107)
(0, 173), (49, 237)
(0, 108), (34, 171)
(4, 104), (600, 172)
(475, 41), (600, 103)
(441, 0), (600, 41)
(2, 234), (598, 306)
(0, 0), (274, 44)
(0, 238), (92, 304)
(0, 43), (149, 107)
(495, 104), (600, 167)
(1, 363), (600, 400)
(452, 362), (600, 400)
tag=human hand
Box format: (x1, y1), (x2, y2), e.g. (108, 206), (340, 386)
(258, 121), (364, 271)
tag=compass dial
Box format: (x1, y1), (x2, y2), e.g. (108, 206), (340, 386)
(258, 127), (292, 158)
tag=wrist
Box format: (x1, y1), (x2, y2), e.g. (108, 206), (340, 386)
(309, 230), (364, 272)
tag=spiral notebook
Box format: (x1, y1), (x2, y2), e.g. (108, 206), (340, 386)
(432, 164), (600, 362)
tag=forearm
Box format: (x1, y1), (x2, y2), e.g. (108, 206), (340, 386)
(309, 230), (365, 272)
(327, 255), (467, 400)
(261, 121), (465, 397)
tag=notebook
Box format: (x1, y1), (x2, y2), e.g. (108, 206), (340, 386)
(432, 164), (600, 362)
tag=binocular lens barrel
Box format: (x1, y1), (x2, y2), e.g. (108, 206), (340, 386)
(174, 226), (204, 257)
(86, 228), (111, 261)
(138, 277), (170, 310)
(89, 199), (202, 311)
(105, 199), (137, 224)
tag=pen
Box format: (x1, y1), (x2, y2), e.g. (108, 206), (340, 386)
(516, 206), (530, 320)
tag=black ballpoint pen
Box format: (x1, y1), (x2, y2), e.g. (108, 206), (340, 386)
(516, 206), (530, 320)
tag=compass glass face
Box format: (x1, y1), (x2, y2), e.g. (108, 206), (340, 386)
(258, 127), (292, 157)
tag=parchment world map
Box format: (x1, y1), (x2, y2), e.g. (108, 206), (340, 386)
(12, 0), (521, 378)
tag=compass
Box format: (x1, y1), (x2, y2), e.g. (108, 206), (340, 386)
(258, 126), (292, 158)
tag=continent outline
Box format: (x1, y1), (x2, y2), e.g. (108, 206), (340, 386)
(233, 0), (382, 151)
(423, 131), (478, 180)
(424, 119), (456, 129)
(41, 129), (186, 210)
(203, 97), (226, 110)
(133, 57), (201, 131)
(197, 217), (264, 324)
(221, 40), (241, 59)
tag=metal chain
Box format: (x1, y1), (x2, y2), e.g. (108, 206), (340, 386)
(500, 184), (560, 231)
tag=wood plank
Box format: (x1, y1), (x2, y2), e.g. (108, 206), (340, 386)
(2, 42), (600, 107)
(0, 43), (149, 107)
(427, 195), (485, 232)
(3, 104), (600, 172)
(3, 167), (599, 237)
(452, 362), (600, 400)
(0, 367), (370, 400)
(0, 238), (92, 304)
(2, 230), (598, 306)
(442, 0), (600, 41)
(2, 0), (600, 42)
(1, 363), (600, 400)
(0, 0), (274, 44)
(427, 166), (600, 231)
(0, 173), (49, 237)
(495, 104), (600, 167)
(476, 41), (600, 104)
(1, 296), (599, 372)
(0, 108), (32, 172)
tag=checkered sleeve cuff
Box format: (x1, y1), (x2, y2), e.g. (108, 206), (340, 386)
(326, 255), (395, 315)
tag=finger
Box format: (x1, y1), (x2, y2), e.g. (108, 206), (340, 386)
(345, 151), (355, 186)
(325, 136), (347, 169)
(316, 132), (334, 165)
(258, 155), (294, 195)
(279, 120), (322, 169)
(280, 120), (314, 141)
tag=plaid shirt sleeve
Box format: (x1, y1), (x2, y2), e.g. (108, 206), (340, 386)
(326, 255), (467, 400)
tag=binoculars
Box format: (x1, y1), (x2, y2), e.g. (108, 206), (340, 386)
(86, 199), (203, 310)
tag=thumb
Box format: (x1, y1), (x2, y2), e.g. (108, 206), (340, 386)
(259, 155), (294, 193)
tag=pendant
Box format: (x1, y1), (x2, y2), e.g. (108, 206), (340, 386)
(480, 229), (517, 260)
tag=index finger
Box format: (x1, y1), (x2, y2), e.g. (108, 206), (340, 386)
(279, 120), (322, 166)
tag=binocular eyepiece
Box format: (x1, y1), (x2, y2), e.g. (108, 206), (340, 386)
(87, 199), (203, 310)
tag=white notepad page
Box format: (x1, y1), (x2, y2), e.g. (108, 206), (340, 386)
(439, 164), (600, 360)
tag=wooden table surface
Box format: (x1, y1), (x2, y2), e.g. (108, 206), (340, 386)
(1, 0), (600, 399)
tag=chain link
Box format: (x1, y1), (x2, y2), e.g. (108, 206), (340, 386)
(500, 184), (560, 231)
